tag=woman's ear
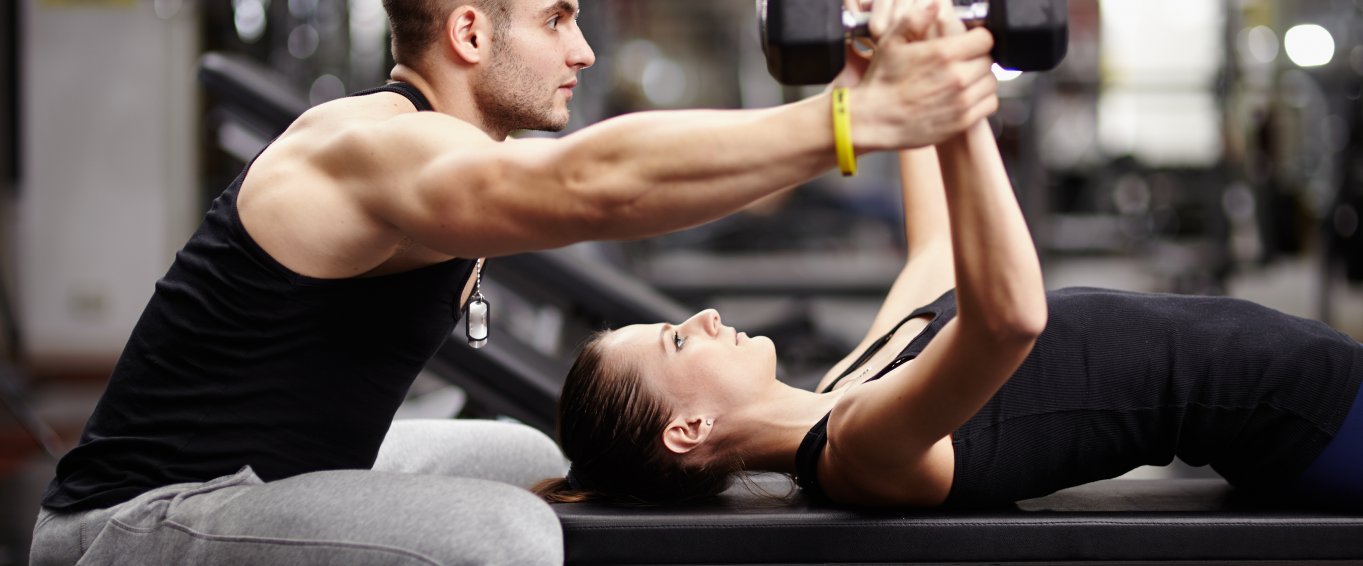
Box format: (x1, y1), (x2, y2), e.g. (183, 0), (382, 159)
(445, 6), (488, 64)
(662, 416), (712, 455)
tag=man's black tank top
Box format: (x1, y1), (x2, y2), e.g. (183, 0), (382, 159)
(42, 83), (477, 511)
(795, 287), (1363, 507)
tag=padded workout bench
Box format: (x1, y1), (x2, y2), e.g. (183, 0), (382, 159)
(556, 474), (1363, 564)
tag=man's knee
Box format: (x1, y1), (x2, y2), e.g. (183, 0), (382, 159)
(491, 420), (570, 483)
(29, 508), (79, 566)
(58, 474), (564, 566)
(438, 481), (563, 566)
(376, 419), (568, 487)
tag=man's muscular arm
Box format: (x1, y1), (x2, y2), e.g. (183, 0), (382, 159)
(331, 16), (995, 259)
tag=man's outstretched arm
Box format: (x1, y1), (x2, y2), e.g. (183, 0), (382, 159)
(343, 17), (996, 258)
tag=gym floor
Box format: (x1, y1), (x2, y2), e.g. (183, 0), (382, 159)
(1, 255), (1359, 566)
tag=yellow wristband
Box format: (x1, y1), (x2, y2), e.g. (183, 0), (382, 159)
(832, 88), (857, 177)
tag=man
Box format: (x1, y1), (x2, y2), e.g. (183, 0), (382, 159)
(31, 0), (996, 563)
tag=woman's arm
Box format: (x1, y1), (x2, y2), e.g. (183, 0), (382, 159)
(825, 117), (1047, 505)
(817, 147), (957, 389)
(868, 148), (961, 336)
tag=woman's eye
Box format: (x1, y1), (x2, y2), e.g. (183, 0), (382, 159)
(673, 332), (687, 352)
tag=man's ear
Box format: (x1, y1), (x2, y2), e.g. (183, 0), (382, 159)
(662, 416), (712, 455)
(445, 6), (488, 64)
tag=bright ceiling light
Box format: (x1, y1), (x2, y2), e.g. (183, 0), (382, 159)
(1284, 24), (1335, 68)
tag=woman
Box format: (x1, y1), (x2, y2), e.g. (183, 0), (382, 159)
(533, 12), (1363, 510)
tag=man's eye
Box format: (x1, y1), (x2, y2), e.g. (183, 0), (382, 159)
(548, 16), (560, 29)
(673, 332), (687, 352)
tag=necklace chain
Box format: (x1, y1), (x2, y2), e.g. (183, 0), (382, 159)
(472, 258), (485, 299)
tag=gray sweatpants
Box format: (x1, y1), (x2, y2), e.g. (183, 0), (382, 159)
(29, 419), (569, 566)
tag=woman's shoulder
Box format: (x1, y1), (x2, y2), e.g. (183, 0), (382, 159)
(815, 410), (957, 507)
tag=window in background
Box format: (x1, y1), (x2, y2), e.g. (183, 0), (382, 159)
(1099, 0), (1225, 167)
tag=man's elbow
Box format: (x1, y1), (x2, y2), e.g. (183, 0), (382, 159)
(558, 165), (645, 241)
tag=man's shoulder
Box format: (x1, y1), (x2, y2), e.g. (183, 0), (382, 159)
(292, 96), (493, 156)
(289, 93), (420, 136)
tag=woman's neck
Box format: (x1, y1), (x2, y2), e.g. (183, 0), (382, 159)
(716, 382), (840, 474)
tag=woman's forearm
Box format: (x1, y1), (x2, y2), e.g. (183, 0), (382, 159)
(898, 147), (953, 253)
(935, 121), (1047, 338)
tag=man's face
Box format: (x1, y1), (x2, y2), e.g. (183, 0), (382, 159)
(474, 0), (595, 135)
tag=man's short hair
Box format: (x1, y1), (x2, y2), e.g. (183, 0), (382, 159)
(383, 0), (512, 69)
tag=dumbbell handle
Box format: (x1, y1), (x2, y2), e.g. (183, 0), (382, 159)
(843, 1), (990, 38)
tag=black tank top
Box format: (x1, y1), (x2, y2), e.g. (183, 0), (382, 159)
(42, 83), (476, 511)
(796, 288), (1363, 507)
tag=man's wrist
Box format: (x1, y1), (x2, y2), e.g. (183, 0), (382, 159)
(845, 86), (889, 154)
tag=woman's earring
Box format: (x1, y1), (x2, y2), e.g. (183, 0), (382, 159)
(705, 419), (713, 427)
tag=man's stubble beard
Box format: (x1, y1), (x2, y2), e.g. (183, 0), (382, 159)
(474, 41), (569, 136)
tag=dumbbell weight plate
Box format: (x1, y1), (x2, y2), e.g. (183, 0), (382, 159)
(760, 0), (1068, 83)
(759, 0), (848, 85)
(989, 0), (1068, 72)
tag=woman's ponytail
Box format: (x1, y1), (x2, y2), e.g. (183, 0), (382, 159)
(531, 476), (590, 503)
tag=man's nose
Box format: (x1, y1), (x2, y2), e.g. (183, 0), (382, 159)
(569, 30), (596, 69)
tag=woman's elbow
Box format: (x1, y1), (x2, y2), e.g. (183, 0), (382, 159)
(976, 302), (1047, 346)
(1002, 303), (1048, 343)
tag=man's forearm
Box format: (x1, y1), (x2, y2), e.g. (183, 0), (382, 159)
(551, 92), (838, 240)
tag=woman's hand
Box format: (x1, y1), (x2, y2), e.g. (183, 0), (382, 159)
(922, 0), (971, 39)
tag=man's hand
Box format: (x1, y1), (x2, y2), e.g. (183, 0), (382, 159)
(829, 0), (931, 89)
(848, 0), (998, 151)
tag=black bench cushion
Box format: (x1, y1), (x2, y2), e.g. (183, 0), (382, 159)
(555, 475), (1363, 564)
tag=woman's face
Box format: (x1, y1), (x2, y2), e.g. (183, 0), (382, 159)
(600, 309), (778, 411)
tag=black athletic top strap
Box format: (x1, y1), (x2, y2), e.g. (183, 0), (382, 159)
(350, 82), (434, 111)
(819, 289), (955, 393)
(794, 413), (833, 497)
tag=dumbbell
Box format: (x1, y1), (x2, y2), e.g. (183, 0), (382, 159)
(758, 0), (1068, 85)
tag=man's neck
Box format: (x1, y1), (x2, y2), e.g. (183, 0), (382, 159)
(389, 64), (510, 141)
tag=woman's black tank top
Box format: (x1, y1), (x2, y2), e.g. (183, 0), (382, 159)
(42, 83), (477, 511)
(796, 287), (1363, 507)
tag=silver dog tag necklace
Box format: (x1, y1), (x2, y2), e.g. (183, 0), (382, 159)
(464, 258), (490, 349)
